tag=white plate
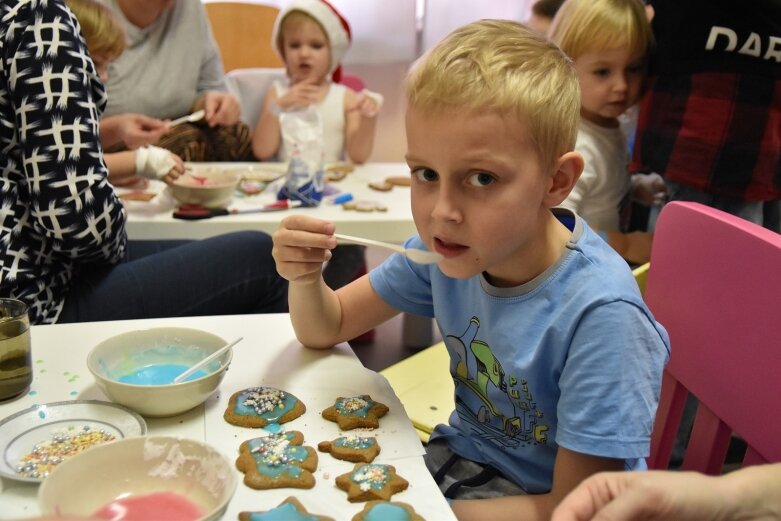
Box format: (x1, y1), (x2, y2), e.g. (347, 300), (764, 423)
(0, 400), (146, 483)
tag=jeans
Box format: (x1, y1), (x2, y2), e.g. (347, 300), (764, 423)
(667, 181), (781, 233)
(58, 231), (287, 323)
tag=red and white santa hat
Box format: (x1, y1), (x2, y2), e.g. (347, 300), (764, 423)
(272, 0), (352, 83)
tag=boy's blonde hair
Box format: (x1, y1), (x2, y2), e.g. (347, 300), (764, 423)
(406, 19), (580, 172)
(65, 0), (125, 60)
(549, 0), (653, 61)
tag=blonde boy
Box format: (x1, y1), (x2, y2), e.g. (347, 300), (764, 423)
(273, 20), (669, 521)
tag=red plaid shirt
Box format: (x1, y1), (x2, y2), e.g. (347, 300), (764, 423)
(631, 0), (781, 201)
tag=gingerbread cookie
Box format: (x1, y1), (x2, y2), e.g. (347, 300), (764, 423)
(336, 463), (409, 502)
(322, 395), (389, 430)
(239, 497), (334, 521)
(235, 431), (318, 490)
(224, 386), (305, 428)
(318, 434), (380, 463)
(352, 501), (425, 521)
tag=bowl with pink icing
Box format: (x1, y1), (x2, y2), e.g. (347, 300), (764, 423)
(87, 327), (232, 417)
(38, 436), (236, 521)
(169, 167), (241, 208)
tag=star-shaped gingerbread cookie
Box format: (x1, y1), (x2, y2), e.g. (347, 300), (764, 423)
(239, 497), (333, 521)
(352, 501), (425, 521)
(321, 395), (388, 430)
(335, 463), (409, 502)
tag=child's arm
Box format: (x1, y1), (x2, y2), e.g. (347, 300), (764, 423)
(273, 215), (399, 347)
(104, 148), (184, 186)
(343, 89), (380, 164)
(252, 88), (283, 160)
(452, 447), (625, 521)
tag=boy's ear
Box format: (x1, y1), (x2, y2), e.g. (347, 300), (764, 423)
(544, 151), (584, 207)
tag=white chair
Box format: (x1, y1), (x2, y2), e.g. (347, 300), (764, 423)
(225, 67), (287, 129)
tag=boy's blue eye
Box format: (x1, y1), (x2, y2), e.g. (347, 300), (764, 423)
(467, 172), (495, 187)
(411, 167), (438, 182)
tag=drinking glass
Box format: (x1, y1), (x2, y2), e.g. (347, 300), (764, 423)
(0, 298), (32, 401)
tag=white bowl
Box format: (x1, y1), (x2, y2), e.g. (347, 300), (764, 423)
(87, 327), (231, 417)
(170, 168), (240, 208)
(38, 436), (237, 521)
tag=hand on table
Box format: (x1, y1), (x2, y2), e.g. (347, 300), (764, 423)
(202, 91), (241, 127)
(272, 215), (337, 284)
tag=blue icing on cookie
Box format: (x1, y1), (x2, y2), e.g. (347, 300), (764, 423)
(364, 503), (412, 521)
(351, 464), (391, 490)
(334, 434), (376, 450)
(247, 502), (319, 521)
(247, 432), (308, 479)
(335, 396), (374, 418)
(234, 387), (299, 422)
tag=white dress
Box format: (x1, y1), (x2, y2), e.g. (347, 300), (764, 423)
(274, 81), (347, 163)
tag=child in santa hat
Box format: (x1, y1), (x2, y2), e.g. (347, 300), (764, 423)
(251, 0), (382, 164)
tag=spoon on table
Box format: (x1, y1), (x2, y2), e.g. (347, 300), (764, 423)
(168, 109), (206, 128)
(172, 337), (243, 384)
(333, 233), (442, 265)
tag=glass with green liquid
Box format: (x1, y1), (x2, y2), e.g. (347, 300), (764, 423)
(0, 299), (32, 401)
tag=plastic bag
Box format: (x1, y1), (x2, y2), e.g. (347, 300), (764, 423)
(277, 107), (325, 207)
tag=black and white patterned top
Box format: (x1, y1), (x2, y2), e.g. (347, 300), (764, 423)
(1, 0), (127, 324)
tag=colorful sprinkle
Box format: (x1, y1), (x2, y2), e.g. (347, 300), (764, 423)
(242, 387), (287, 415)
(351, 464), (391, 491)
(15, 425), (116, 479)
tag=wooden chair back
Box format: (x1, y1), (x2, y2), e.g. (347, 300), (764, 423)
(205, 2), (284, 72)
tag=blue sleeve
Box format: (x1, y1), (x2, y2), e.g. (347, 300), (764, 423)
(556, 300), (670, 459)
(369, 236), (436, 318)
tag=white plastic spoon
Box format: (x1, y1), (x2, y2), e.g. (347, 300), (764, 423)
(172, 337), (243, 383)
(333, 233), (442, 265)
(168, 109), (206, 128)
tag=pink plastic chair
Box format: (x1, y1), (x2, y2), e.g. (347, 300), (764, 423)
(645, 202), (781, 473)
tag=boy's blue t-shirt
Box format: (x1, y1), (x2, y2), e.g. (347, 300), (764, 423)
(369, 210), (670, 494)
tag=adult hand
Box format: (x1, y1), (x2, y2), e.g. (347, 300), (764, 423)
(202, 91), (241, 127)
(551, 470), (751, 521)
(276, 79), (321, 111)
(111, 113), (168, 148)
(272, 215), (336, 284)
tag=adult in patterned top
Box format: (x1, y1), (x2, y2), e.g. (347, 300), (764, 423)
(631, 0), (780, 232)
(99, 0), (253, 162)
(0, 0), (287, 325)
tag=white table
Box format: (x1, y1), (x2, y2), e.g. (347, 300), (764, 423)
(0, 314), (455, 521)
(124, 162), (417, 243)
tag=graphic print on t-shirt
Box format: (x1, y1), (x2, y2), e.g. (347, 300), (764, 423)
(446, 316), (549, 448)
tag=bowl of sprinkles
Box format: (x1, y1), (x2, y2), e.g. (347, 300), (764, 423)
(0, 400), (146, 483)
(38, 436), (237, 521)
